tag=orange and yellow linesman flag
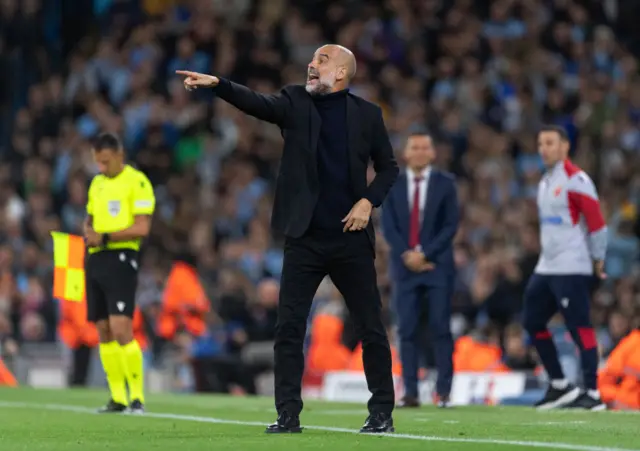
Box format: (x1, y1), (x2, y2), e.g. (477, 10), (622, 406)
(51, 232), (86, 303)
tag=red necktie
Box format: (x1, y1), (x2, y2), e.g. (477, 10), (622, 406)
(409, 176), (423, 249)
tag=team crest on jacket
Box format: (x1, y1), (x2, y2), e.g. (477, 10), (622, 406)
(553, 186), (562, 197)
(108, 200), (121, 217)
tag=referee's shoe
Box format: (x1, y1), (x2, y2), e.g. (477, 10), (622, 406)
(97, 399), (145, 414)
(129, 399), (145, 414)
(97, 399), (127, 413)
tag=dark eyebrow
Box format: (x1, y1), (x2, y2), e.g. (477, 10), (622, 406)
(318, 53), (329, 59)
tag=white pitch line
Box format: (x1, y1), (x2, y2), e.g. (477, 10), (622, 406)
(306, 409), (368, 415)
(243, 407), (368, 416)
(0, 401), (636, 451)
(522, 421), (588, 426)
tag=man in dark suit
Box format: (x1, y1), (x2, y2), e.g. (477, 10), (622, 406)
(381, 134), (459, 408)
(177, 44), (398, 433)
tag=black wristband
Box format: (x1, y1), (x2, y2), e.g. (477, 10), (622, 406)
(102, 233), (110, 247)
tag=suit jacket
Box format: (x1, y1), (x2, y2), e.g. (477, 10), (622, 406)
(381, 169), (459, 287)
(214, 79), (399, 240)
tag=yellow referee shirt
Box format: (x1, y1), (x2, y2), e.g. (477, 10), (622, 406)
(86, 165), (155, 254)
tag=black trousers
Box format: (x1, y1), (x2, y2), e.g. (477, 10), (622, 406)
(69, 345), (92, 387)
(274, 229), (395, 416)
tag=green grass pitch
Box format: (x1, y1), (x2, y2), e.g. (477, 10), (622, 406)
(0, 387), (637, 450)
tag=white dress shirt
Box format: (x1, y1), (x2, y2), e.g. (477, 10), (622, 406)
(406, 166), (431, 226)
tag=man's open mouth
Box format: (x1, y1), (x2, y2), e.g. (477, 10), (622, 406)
(308, 74), (319, 82)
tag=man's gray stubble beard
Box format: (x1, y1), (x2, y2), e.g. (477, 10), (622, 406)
(306, 82), (332, 96)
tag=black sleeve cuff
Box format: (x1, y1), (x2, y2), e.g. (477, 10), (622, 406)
(364, 193), (382, 208)
(214, 77), (232, 94)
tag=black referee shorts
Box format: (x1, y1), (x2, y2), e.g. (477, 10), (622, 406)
(86, 249), (139, 322)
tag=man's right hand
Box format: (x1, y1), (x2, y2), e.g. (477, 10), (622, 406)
(176, 70), (219, 91)
(402, 250), (436, 272)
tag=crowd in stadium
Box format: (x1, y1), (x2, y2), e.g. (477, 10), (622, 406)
(1, 0), (639, 395)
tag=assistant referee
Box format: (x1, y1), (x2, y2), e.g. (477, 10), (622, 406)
(83, 132), (155, 414)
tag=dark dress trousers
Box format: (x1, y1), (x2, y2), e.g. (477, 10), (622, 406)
(381, 170), (459, 400)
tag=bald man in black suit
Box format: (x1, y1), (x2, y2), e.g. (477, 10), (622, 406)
(177, 44), (399, 434)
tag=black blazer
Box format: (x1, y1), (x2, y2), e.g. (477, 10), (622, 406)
(214, 79), (399, 239)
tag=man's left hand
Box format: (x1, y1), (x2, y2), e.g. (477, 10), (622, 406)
(343, 199), (372, 232)
(84, 228), (102, 247)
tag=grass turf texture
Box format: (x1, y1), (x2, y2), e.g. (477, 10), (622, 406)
(0, 387), (637, 451)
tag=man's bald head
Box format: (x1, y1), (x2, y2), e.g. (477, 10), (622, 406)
(329, 44), (357, 81)
(306, 44), (357, 95)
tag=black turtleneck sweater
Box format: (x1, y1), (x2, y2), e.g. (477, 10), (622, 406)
(309, 89), (353, 232)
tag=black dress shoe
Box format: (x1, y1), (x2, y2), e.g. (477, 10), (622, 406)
(265, 411), (303, 434)
(397, 396), (420, 408)
(359, 412), (395, 434)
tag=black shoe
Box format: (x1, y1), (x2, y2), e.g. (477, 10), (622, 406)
(359, 413), (395, 434)
(97, 399), (128, 413)
(534, 384), (580, 410)
(128, 399), (145, 415)
(265, 411), (303, 434)
(562, 392), (607, 411)
(397, 396), (420, 408)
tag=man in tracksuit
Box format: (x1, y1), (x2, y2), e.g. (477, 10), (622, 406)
(524, 125), (607, 411)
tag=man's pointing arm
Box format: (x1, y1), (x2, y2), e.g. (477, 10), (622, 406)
(176, 70), (291, 127)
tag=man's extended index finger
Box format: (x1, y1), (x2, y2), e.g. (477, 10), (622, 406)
(175, 70), (198, 77)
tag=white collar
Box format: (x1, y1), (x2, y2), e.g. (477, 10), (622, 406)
(547, 160), (565, 177)
(406, 166), (431, 181)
